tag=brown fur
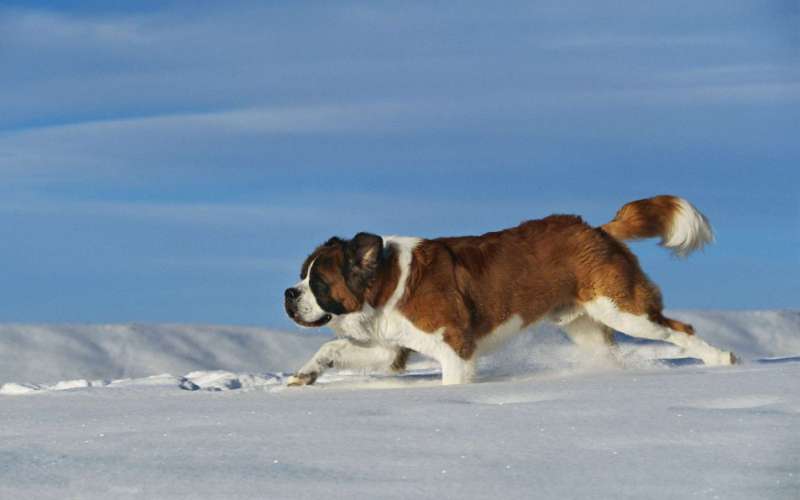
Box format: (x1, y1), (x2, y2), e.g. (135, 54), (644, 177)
(308, 245), (362, 313)
(601, 195), (681, 242)
(300, 240), (401, 313)
(365, 249), (401, 309)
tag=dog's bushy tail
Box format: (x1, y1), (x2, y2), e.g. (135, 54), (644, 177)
(601, 195), (714, 257)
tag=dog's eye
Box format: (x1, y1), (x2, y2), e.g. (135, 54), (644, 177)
(309, 273), (347, 315)
(310, 276), (330, 295)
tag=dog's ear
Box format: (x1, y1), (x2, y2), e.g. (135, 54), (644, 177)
(345, 232), (383, 293)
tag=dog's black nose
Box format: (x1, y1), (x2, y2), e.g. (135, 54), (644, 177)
(285, 288), (300, 300)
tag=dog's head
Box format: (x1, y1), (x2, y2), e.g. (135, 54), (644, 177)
(285, 232), (383, 328)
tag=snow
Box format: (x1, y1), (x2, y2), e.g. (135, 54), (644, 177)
(1, 311), (799, 499)
(0, 323), (326, 385)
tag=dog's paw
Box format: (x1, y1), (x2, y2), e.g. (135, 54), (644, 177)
(705, 351), (738, 366)
(389, 348), (412, 373)
(286, 372), (318, 387)
(718, 351), (739, 366)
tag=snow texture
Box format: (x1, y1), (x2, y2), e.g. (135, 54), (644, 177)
(1, 311), (798, 499)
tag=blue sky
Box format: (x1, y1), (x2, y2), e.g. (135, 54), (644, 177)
(0, 1), (797, 329)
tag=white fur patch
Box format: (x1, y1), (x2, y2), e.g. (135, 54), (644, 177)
(382, 236), (420, 310)
(475, 315), (525, 355)
(560, 313), (611, 349)
(329, 304), (375, 343)
(663, 198), (714, 257)
(292, 258), (327, 324)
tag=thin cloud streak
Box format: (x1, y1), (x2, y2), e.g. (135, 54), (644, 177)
(0, 102), (412, 138)
(0, 194), (612, 232)
(0, 102), (414, 181)
(539, 34), (748, 50)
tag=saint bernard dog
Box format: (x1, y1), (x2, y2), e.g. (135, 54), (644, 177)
(284, 195), (735, 386)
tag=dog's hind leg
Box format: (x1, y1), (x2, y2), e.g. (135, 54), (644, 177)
(583, 297), (735, 366)
(560, 313), (620, 366)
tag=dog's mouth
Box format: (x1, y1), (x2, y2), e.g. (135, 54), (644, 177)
(288, 311), (332, 328)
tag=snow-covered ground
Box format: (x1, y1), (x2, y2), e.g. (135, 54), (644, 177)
(1, 311), (799, 499)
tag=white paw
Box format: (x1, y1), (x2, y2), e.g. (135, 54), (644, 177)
(704, 351), (737, 366)
(286, 372), (318, 387)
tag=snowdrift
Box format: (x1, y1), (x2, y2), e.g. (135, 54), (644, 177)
(1, 310), (798, 389)
(0, 323), (326, 387)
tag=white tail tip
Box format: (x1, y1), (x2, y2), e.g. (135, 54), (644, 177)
(662, 198), (715, 257)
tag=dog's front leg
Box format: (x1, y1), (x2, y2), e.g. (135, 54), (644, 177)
(287, 339), (401, 386)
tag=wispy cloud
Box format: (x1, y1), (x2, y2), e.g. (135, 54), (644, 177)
(2, 102), (413, 137)
(0, 198), (332, 228)
(540, 34), (746, 50)
(0, 192), (613, 235)
(0, 102), (417, 182)
(151, 256), (299, 273)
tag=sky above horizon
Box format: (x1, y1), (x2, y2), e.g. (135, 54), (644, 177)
(0, 1), (798, 330)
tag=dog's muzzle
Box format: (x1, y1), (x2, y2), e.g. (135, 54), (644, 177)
(284, 288), (332, 327)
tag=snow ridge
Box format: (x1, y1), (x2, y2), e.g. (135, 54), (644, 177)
(1, 310), (798, 393)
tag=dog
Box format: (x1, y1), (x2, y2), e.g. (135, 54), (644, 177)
(284, 195), (735, 386)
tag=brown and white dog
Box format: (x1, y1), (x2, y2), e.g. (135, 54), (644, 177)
(284, 195), (735, 386)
